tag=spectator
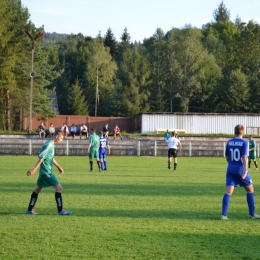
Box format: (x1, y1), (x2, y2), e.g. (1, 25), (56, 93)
(48, 123), (55, 138)
(61, 123), (69, 139)
(38, 122), (46, 139)
(103, 123), (109, 139)
(80, 123), (88, 139)
(70, 124), (77, 138)
(114, 125), (122, 140)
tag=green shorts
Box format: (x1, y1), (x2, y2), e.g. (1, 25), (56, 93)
(89, 148), (99, 159)
(249, 152), (256, 160)
(37, 173), (60, 188)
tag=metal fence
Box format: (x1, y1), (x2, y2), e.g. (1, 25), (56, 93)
(1, 139), (259, 157)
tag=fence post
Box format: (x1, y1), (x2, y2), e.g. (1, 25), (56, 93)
(223, 142), (226, 157)
(137, 141), (140, 156)
(66, 140), (69, 155)
(189, 142), (192, 157)
(154, 141), (157, 156)
(29, 139), (32, 155)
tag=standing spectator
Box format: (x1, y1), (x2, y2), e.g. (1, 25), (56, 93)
(164, 129), (171, 141)
(221, 124), (260, 219)
(38, 122), (46, 139)
(25, 130), (72, 215)
(166, 131), (182, 171)
(103, 124), (109, 139)
(70, 124), (77, 138)
(80, 123), (88, 139)
(48, 123), (55, 138)
(61, 123), (69, 139)
(114, 125), (122, 140)
(248, 135), (258, 170)
(87, 128), (101, 172)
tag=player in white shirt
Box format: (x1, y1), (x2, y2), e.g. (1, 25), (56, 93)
(166, 131), (182, 171)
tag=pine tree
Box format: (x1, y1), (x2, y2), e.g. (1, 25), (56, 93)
(67, 79), (89, 115)
(144, 28), (167, 112)
(118, 44), (150, 116)
(54, 34), (89, 114)
(213, 1), (230, 23)
(121, 27), (131, 44)
(104, 27), (118, 59)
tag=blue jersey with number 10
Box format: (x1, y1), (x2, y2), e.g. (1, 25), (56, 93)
(99, 137), (108, 154)
(225, 137), (249, 175)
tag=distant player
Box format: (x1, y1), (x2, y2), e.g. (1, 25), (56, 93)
(87, 128), (101, 172)
(99, 131), (110, 170)
(26, 130), (72, 215)
(249, 135), (258, 170)
(221, 124), (260, 219)
(164, 129), (171, 141)
(166, 131), (182, 171)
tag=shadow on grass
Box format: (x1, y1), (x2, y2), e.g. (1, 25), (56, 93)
(0, 182), (224, 196)
(70, 208), (223, 220)
(0, 208), (251, 220)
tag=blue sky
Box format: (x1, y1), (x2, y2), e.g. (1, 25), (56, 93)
(22, 0), (260, 42)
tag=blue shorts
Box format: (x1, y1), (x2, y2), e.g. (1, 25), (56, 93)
(99, 152), (106, 160)
(226, 172), (253, 187)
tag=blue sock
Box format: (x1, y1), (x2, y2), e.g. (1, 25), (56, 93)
(101, 161), (104, 170)
(222, 194), (231, 216)
(104, 161), (107, 169)
(247, 193), (255, 216)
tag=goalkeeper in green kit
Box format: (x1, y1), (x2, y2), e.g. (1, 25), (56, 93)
(249, 135), (258, 170)
(87, 128), (101, 172)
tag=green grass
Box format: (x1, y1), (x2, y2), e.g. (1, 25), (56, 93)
(1, 156), (260, 259)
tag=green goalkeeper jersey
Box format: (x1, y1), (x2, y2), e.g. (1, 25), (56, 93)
(249, 140), (256, 155)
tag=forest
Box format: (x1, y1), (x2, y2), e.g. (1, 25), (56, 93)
(1, 0), (260, 130)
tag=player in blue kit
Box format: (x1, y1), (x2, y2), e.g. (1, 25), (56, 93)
(99, 131), (110, 170)
(221, 124), (260, 219)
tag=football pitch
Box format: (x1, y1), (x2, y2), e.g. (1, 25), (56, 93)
(1, 156), (260, 259)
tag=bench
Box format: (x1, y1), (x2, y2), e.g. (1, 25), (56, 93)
(154, 129), (185, 134)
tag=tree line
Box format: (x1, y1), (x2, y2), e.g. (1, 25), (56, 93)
(1, 0), (260, 130)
